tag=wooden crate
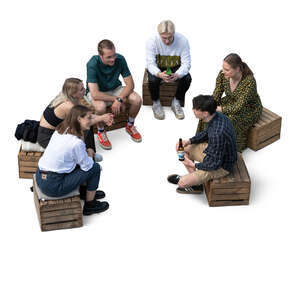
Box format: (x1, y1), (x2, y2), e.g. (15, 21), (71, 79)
(247, 107), (282, 151)
(142, 69), (184, 107)
(204, 153), (251, 207)
(18, 148), (43, 179)
(93, 104), (130, 133)
(33, 179), (83, 231)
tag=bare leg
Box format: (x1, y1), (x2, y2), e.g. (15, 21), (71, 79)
(86, 190), (96, 201)
(127, 91), (142, 118)
(178, 173), (201, 188)
(91, 98), (107, 129)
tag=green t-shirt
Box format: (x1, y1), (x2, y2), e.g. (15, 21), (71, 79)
(86, 54), (131, 93)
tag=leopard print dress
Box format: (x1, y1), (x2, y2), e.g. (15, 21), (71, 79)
(196, 70), (262, 152)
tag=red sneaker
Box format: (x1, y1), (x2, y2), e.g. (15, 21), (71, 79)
(126, 124), (142, 142)
(97, 131), (112, 150)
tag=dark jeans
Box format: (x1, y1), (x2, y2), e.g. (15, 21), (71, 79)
(36, 162), (100, 197)
(37, 125), (96, 152)
(147, 67), (192, 102)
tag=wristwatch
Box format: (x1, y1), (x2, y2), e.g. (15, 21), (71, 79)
(116, 97), (123, 103)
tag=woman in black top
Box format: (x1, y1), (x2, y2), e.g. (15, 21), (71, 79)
(37, 78), (113, 158)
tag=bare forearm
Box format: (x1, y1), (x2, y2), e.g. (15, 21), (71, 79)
(119, 84), (134, 99)
(91, 90), (116, 102)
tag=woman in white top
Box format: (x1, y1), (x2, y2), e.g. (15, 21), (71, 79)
(36, 105), (109, 216)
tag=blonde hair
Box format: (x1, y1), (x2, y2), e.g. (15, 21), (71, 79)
(49, 78), (82, 108)
(157, 20), (175, 34)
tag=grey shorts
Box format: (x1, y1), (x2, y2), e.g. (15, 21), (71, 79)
(86, 86), (124, 107)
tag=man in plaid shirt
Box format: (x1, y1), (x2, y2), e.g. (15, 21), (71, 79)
(168, 95), (237, 194)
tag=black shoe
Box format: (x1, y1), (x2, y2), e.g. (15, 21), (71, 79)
(80, 186), (106, 200)
(167, 174), (181, 184)
(176, 185), (203, 194)
(83, 200), (109, 216)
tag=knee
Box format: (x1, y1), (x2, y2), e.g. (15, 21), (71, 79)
(181, 73), (192, 84)
(92, 101), (106, 114)
(91, 162), (101, 174)
(129, 93), (142, 106)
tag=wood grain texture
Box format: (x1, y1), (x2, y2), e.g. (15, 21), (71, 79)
(33, 179), (83, 232)
(204, 153), (250, 207)
(247, 107), (282, 151)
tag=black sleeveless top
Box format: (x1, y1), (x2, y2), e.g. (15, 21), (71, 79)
(43, 106), (64, 127)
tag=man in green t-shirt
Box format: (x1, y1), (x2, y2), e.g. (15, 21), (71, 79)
(86, 39), (142, 150)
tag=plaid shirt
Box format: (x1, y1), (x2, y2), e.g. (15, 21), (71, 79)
(190, 112), (237, 172)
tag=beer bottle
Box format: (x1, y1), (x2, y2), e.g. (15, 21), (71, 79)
(178, 138), (184, 161)
(166, 66), (172, 76)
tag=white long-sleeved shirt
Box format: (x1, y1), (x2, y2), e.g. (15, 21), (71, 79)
(38, 131), (94, 173)
(146, 32), (191, 78)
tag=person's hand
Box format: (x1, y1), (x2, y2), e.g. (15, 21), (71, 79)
(101, 113), (114, 126)
(158, 71), (171, 82)
(176, 139), (190, 151)
(182, 154), (195, 169)
(216, 106), (222, 112)
(111, 99), (121, 115)
(87, 148), (95, 158)
(182, 139), (191, 147)
(168, 73), (179, 82)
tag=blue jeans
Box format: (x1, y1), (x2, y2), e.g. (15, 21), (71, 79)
(36, 163), (100, 197)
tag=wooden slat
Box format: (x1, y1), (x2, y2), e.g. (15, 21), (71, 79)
(41, 220), (83, 231)
(40, 201), (80, 212)
(41, 207), (82, 218)
(208, 199), (249, 207)
(41, 213), (82, 225)
(210, 193), (249, 201)
(258, 124), (281, 141)
(204, 154), (250, 206)
(255, 134), (280, 151)
(19, 172), (34, 179)
(212, 187), (250, 194)
(19, 161), (39, 167)
(247, 107), (281, 151)
(19, 166), (38, 172)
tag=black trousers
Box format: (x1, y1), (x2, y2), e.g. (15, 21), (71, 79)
(147, 67), (192, 102)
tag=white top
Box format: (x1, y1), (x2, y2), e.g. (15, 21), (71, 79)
(146, 32), (191, 78)
(38, 131), (94, 173)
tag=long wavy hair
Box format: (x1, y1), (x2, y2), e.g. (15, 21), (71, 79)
(224, 53), (253, 77)
(56, 105), (91, 138)
(49, 78), (82, 108)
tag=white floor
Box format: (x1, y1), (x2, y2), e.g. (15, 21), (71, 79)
(2, 1), (300, 299)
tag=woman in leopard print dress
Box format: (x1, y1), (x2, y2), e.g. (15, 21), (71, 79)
(196, 53), (262, 152)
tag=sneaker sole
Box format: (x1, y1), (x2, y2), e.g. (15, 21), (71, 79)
(83, 206), (109, 216)
(97, 135), (112, 150)
(99, 144), (112, 150)
(176, 188), (203, 194)
(126, 129), (142, 142)
(152, 108), (165, 120)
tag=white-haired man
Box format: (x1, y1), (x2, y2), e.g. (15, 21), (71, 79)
(146, 20), (192, 120)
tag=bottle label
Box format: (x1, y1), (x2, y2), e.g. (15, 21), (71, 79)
(178, 151), (184, 160)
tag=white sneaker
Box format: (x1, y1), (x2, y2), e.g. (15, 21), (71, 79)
(171, 99), (185, 120)
(152, 100), (165, 120)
